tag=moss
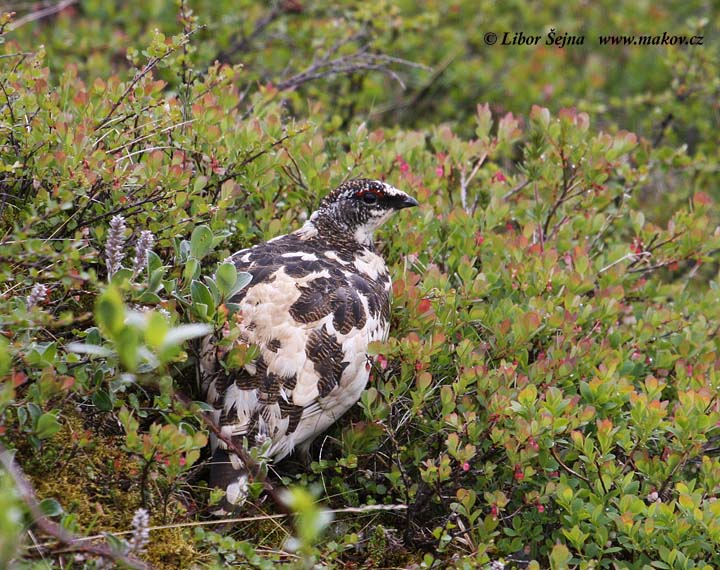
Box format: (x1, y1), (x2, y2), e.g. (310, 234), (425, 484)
(15, 408), (142, 533)
(147, 527), (200, 570)
(10, 405), (203, 567)
(364, 524), (410, 569)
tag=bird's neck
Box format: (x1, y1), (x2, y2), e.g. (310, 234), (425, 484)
(303, 214), (376, 251)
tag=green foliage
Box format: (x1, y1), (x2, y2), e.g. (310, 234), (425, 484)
(0, 466), (24, 568)
(1, 1), (720, 569)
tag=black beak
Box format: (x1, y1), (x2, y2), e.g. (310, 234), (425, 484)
(395, 194), (419, 210)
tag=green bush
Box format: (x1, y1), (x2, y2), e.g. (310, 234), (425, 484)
(1, 2), (719, 569)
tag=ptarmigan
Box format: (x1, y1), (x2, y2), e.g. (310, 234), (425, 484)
(202, 178), (418, 511)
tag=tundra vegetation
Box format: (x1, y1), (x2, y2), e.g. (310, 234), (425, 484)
(0, 2), (719, 569)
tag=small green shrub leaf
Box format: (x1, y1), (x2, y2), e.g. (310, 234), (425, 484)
(191, 280), (215, 318)
(35, 413), (60, 440)
(189, 226), (213, 259)
(215, 262), (237, 298)
(38, 498), (64, 517)
(95, 287), (125, 337)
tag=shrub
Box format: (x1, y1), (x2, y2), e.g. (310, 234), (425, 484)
(1, 3), (719, 569)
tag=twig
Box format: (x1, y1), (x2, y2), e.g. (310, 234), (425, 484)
(370, 50), (454, 118)
(0, 444), (151, 570)
(542, 148), (575, 238)
(502, 178), (529, 201)
(26, 504), (407, 552)
(276, 52), (426, 92)
(8, 0), (78, 31)
(550, 445), (591, 485)
(656, 451), (688, 502)
(594, 458), (609, 494)
(459, 153), (487, 213)
(627, 257), (690, 275)
(599, 252), (652, 274)
(215, 3), (284, 64)
(172, 392), (291, 515)
(215, 129), (303, 194)
(95, 27), (201, 130)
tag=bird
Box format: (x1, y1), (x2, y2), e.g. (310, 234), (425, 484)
(201, 178), (418, 512)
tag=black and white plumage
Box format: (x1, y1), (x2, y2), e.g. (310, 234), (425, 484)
(202, 178), (418, 510)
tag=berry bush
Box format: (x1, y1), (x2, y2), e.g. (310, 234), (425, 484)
(1, 2), (719, 569)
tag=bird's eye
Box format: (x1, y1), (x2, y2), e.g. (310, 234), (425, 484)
(362, 192), (378, 205)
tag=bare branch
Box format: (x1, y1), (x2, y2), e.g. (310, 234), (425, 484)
(172, 392), (292, 515)
(8, 0), (78, 31)
(550, 445), (592, 485)
(502, 178), (530, 201)
(459, 153), (487, 213)
(95, 27), (202, 131)
(215, 3), (284, 64)
(276, 51), (427, 92)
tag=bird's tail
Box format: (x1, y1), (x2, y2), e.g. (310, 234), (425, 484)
(208, 448), (249, 516)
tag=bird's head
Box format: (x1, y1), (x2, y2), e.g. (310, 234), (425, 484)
(311, 179), (418, 245)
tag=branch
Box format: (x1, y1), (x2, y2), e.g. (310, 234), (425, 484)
(8, 0), (78, 31)
(95, 27), (202, 131)
(215, 3), (284, 64)
(215, 129), (304, 194)
(550, 445), (591, 485)
(27, 504), (407, 552)
(275, 51), (427, 92)
(0, 444), (151, 570)
(172, 392), (292, 515)
(459, 153), (486, 213)
(502, 178), (529, 201)
(370, 50), (456, 119)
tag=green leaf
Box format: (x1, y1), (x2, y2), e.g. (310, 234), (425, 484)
(38, 498), (64, 517)
(549, 543), (571, 570)
(189, 225), (213, 259)
(145, 311), (169, 348)
(136, 291), (163, 304)
(35, 413), (61, 440)
(228, 271), (253, 299)
(109, 267), (134, 286)
(191, 280), (215, 318)
(518, 384), (537, 407)
(148, 266), (165, 292)
(204, 276), (222, 306)
(0, 337), (11, 376)
(92, 390), (113, 412)
(104, 532), (127, 554)
(95, 287), (125, 338)
(215, 262), (237, 298)
(116, 327), (140, 371)
(194, 303), (208, 319)
(147, 250), (162, 274)
(183, 257), (200, 284)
